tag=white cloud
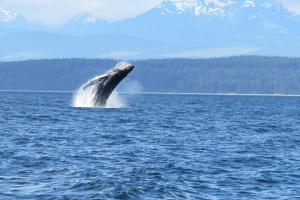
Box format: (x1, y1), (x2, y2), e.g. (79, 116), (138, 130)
(279, 0), (300, 15)
(0, 0), (163, 26)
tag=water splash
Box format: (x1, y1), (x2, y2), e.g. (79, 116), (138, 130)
(105, 92), (125, 108)
(73, 85), (94, 108)
(73, 84), (124, 108)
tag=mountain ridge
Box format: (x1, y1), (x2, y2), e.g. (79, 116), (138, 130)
(0, 0), (300, 60)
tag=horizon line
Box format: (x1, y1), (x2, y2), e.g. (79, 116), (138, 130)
(1, 90), (300, 97)
(1, 55), (300, 63)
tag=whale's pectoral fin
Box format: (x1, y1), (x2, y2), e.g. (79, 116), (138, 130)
(83, 76), (108, 90)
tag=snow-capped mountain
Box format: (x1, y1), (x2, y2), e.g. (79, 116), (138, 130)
(158, 0), (293, 23)
(0, 0), (300, 60)
(159, 0), (270, 16)
(160, 0), (236, 16)
(0, 7), (16, 22)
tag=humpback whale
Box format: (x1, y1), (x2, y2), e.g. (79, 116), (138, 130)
(75, 62), (134, 107)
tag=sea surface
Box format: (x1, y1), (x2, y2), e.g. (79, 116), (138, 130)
(0, 91), (300, 199)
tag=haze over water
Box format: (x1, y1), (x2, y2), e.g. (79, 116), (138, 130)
(1, 91), (300, 199)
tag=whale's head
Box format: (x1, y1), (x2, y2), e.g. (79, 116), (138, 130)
(115, 62), (135, 75)
(108, 62), (135, 82)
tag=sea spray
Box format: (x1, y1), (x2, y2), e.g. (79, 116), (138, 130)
(73, 85), (124, 108)
(73, 85), (95, 108)
(105, 92), (125, 108)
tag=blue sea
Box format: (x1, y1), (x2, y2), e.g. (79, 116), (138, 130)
(1, 91), (300, 199)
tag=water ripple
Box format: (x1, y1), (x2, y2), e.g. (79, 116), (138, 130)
(1, 92), (300, 199)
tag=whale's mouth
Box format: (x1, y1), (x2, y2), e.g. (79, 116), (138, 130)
(125, 64), (134, 73)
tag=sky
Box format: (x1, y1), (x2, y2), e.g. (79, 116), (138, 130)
(0, 0), (299, 26)
(0, 0), (163, 26)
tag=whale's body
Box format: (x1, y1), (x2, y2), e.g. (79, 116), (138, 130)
(79, 62), (134, 107)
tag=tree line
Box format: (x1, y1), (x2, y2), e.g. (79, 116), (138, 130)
(0, 56), (300, 94)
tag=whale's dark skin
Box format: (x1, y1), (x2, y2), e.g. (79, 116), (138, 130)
(82, 63), (134, 107)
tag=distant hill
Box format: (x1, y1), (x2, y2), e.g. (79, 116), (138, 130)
(0, 56), (300, 94)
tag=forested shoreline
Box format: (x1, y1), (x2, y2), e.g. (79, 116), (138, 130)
(1, 56), (300, 94)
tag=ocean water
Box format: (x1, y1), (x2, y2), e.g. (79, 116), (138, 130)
(0, 91), (300, 200)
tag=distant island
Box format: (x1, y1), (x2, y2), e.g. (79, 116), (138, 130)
(0, 56), (300, 95)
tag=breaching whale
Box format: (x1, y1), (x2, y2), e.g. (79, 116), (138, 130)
(75, 62), (134, 107)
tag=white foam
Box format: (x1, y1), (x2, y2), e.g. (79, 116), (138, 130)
(72, 83), (124, 108)
(106, 92), (125, 108)
(73, 85), (95, 108)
